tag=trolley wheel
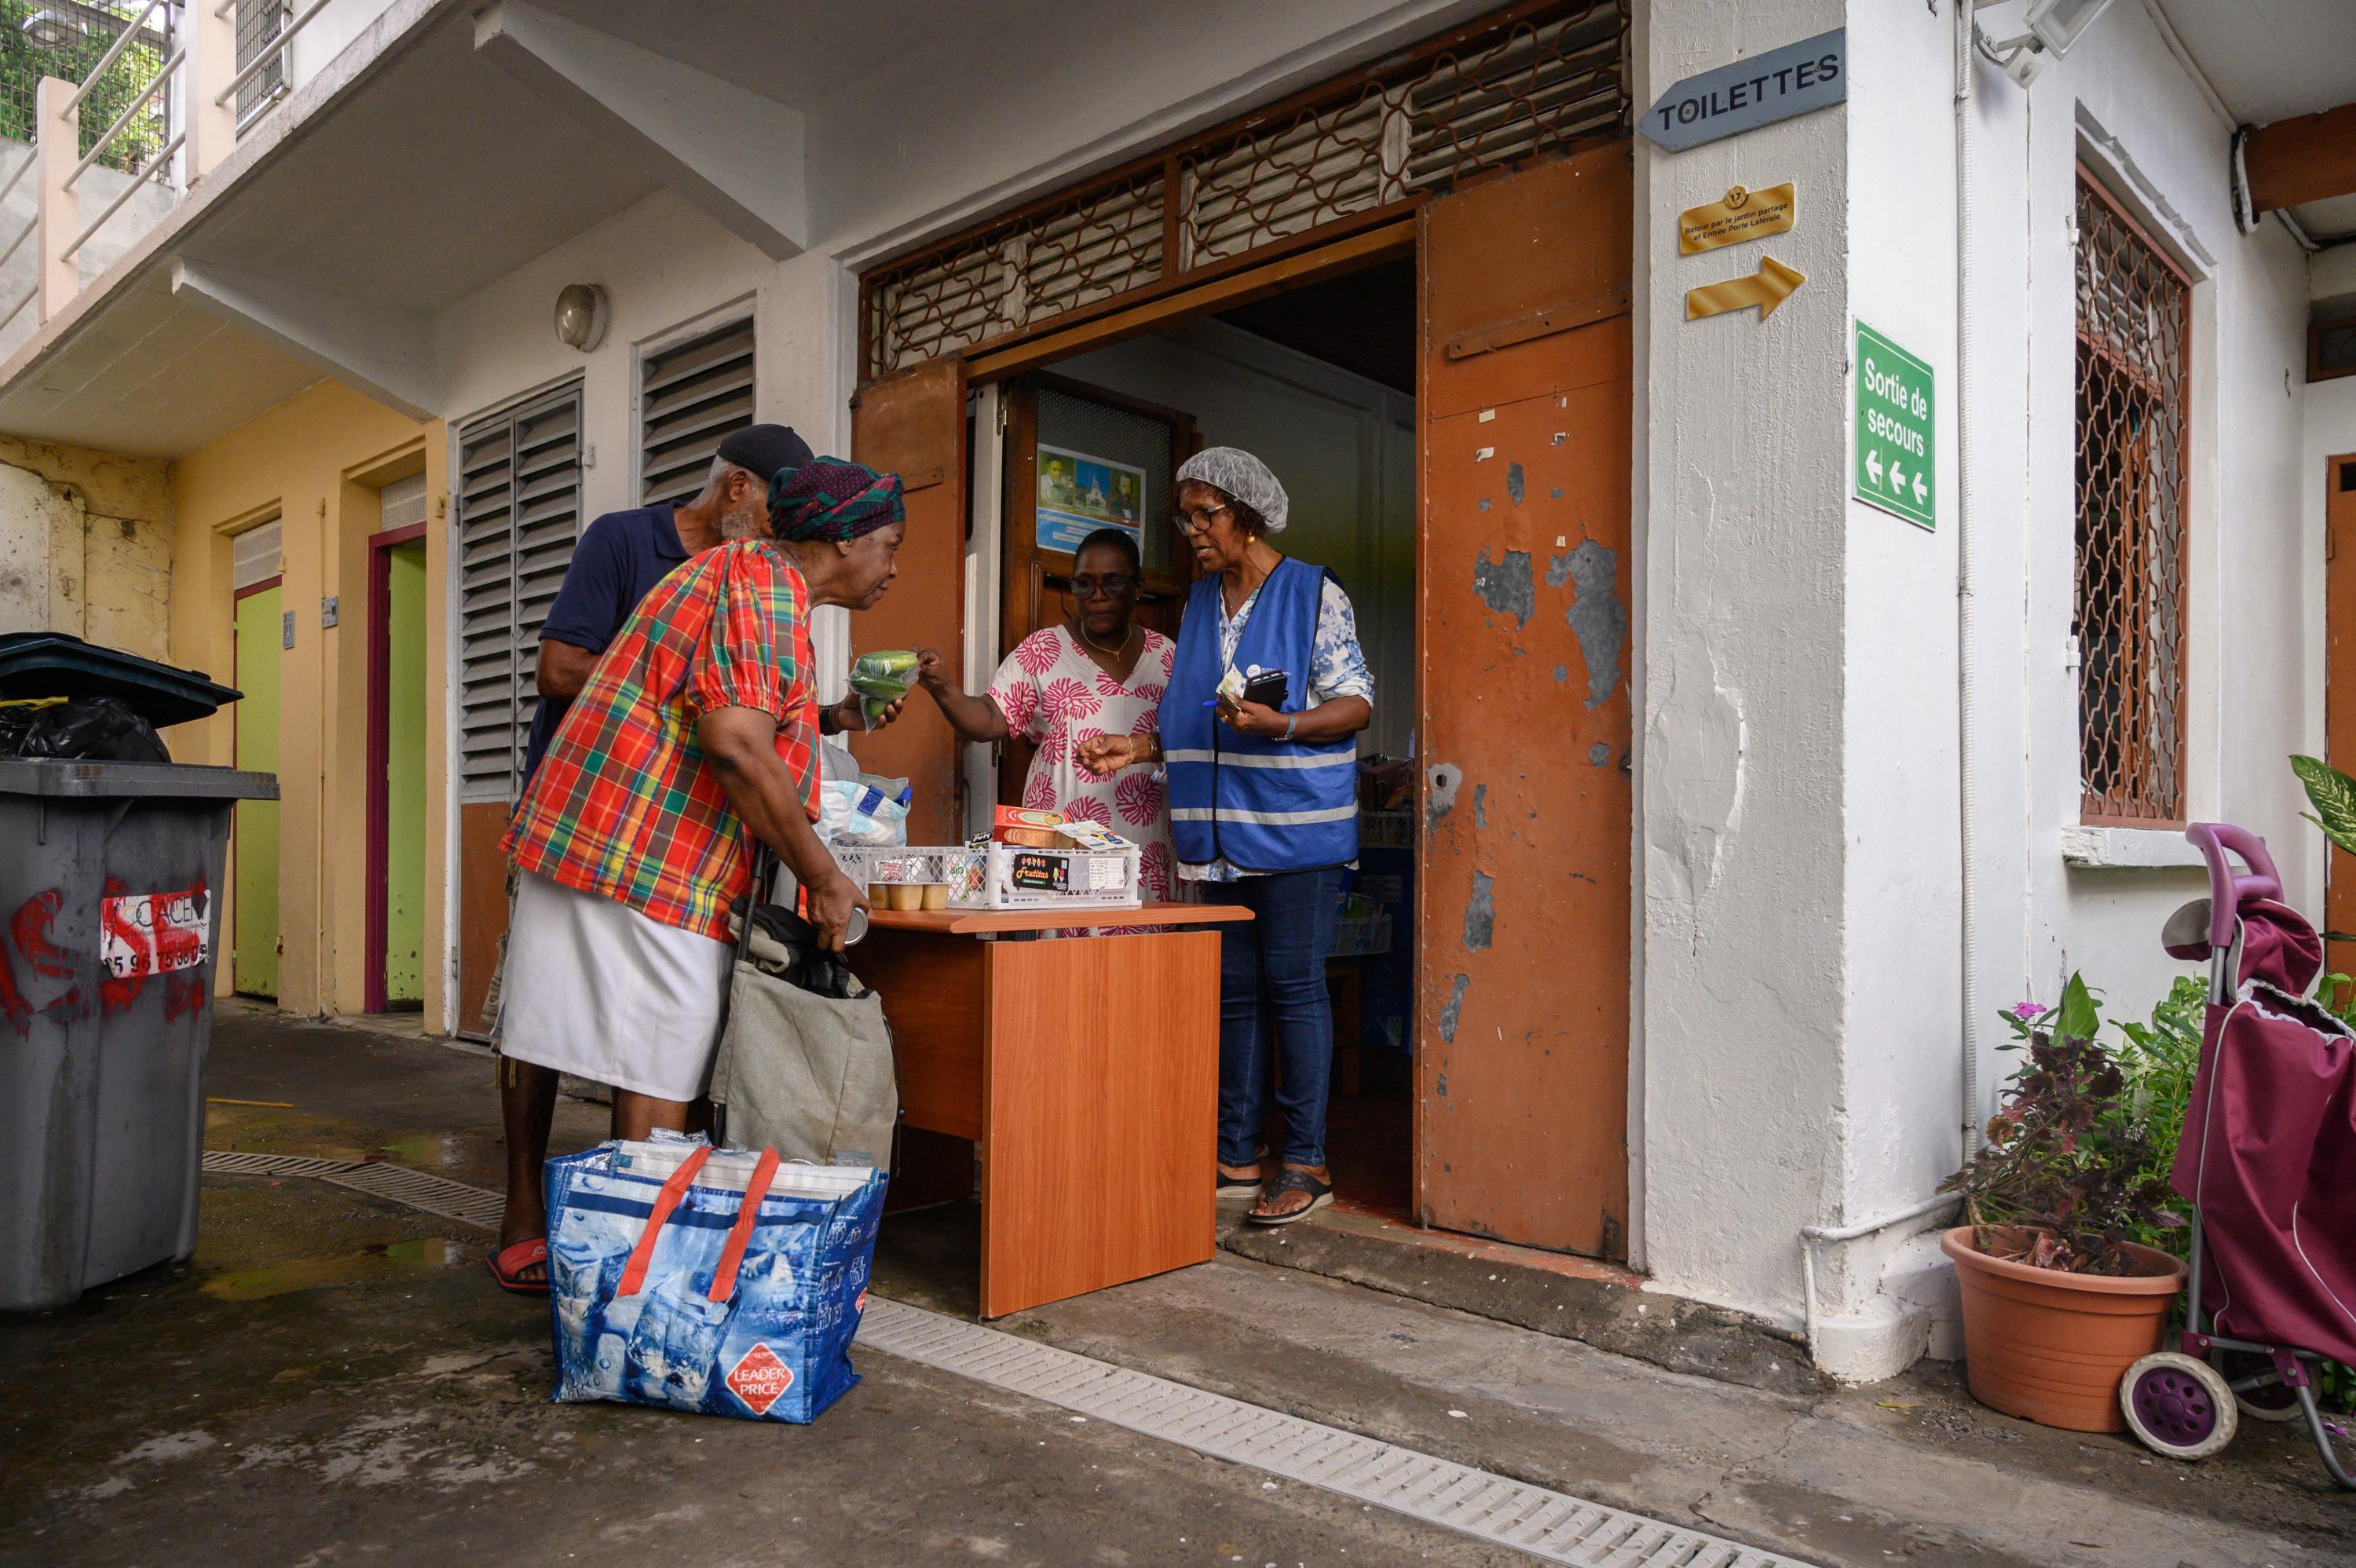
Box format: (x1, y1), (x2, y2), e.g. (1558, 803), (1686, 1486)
(2122, 1352), (2239, 1460)
(2215, 1350), (2306, 1424)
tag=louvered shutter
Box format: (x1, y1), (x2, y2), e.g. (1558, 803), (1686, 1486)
(455, 383), (584, 804)
(640, 316), (755, 507)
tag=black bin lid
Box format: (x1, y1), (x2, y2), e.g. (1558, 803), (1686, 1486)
(0, 633), (243, 729)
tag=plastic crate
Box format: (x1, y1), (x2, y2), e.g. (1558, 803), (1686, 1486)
(1360, 810), (1412, 850)
(955, 840), (1141, 911)
(831, 845), (963, 912)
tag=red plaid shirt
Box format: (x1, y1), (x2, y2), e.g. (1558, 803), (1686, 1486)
(504, 541), (819, 941)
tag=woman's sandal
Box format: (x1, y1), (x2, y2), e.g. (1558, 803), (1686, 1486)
(1246, 1168), (1333, 1226)
(485, 1237), (549, 1294)
(1216, 1165), (1262, 1199)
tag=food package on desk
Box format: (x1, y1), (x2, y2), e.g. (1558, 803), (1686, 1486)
(952, 832), (1141, 912)
(846, 649), (918, 729)
(990, 804), (1066, 848)
(818, 779), (909, 847)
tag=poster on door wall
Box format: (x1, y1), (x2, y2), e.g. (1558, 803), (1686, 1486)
(1036, 443), (1145, 554)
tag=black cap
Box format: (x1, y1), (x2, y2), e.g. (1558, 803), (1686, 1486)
(715, 423), (814, 482)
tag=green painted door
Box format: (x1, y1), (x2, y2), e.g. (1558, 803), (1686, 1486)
(385, 544), (427, 1004)
(233, 586), (281, 998)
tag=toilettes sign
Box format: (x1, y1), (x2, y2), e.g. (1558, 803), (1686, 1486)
(1639, 30), (1847, 154)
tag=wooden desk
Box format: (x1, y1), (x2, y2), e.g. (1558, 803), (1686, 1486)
(857, 902), (1249, 1318)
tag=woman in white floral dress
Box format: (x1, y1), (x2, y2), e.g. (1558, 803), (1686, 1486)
(913, 529), (1177, 900)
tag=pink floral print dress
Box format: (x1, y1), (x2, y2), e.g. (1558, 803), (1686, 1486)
(986, 625), (1177, 901)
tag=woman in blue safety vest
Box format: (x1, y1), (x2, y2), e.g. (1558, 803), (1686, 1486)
(1079, 448), (1374, 1226)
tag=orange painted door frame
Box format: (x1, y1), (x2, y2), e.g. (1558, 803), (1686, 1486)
(1415, 144), (1633, 1258)
(2325, 452), (2356, 947)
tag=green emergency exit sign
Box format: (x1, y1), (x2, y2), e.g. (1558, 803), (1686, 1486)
(1853, 320), (1934, 531)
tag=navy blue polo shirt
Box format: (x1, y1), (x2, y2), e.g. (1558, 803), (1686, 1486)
(519, 503), (690, 788)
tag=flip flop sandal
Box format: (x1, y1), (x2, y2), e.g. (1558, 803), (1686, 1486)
(1246, 1168), (1333, 1226)
(485, 1237), (549, 1295)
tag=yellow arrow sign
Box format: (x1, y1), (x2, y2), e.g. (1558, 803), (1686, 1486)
(1685, 255), (1805, 322)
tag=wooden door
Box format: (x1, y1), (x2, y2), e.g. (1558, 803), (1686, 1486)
(996, 373), (1195, 802)
(851, 359), (969, 844)
(2327, 452), (2356, 949)
(1415, 144), (1633, 1258)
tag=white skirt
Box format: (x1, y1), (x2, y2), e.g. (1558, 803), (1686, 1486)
(498, 870), (732, 1102)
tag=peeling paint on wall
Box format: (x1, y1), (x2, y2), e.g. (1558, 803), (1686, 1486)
(1425, 762), (1461, 834)
(1463, 871), (1495, 951)
(1589, 742), (1612, 766)
(1470, 547), (1534, 627)
(1505, 462), (1525, 505)
(1437, 973), (1470, 1042)
(1562, 539), (1626, 711)
(1472, 784), (1487, 828)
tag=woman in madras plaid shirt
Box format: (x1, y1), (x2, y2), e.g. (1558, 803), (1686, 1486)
(488, 459), (906, 1288)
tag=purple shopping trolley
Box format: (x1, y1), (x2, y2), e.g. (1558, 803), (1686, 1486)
(2115, 823), (2356, 1487)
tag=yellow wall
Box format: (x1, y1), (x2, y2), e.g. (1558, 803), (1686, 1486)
(166, 380), (448, 1024)
(0, 437), (173, 655)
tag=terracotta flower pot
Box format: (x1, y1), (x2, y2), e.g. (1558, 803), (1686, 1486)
(1940, 1225), (2187, 1433)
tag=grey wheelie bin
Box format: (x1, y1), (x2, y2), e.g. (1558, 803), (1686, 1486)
(0, 758), (277, 1311)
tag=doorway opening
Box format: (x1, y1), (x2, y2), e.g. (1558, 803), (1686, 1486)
(982, 255), (1422, 1219)
(229, 519), (284, 1002)
(368, 472), (430, 1014)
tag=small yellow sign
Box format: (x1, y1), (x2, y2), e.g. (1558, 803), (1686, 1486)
(1678, 183), (1797, 255)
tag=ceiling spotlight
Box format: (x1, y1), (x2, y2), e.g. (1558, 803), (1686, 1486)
(21, 9), (90, 49)
(553, 283), (609, 353)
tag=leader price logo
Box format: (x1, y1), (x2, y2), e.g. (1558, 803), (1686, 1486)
(725, 1342), (796, 1416)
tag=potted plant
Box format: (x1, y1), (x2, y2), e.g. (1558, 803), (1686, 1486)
(1939, 977), (2188, 1433)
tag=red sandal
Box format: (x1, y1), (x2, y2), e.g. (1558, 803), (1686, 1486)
(485, 1237), (549, 1294)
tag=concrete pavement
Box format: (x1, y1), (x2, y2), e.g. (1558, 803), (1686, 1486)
(2, 1008), (2350, 1567)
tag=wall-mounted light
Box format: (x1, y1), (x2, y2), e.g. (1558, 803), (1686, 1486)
(553, 283), (609, 353)
(1978, 0), (2116, 90)
(20, 9), (90, 49)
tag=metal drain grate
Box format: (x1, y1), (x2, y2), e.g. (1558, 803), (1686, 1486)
(203, 1151), (505, 1230)
(859, 1300), (1815, 1568)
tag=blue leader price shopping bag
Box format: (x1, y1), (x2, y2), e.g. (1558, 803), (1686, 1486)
(544, 1137), (887, 1423)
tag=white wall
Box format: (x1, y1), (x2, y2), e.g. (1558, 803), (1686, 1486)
(1635, 0), (1851, 1325)
(1998, 0), (2315, 1039)
(1055, 318), (1417, 757)
(0, 138), (175, 362)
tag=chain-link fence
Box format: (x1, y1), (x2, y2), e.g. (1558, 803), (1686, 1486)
(2075, 170), (2192, 826)
(0, 0), (176, 177)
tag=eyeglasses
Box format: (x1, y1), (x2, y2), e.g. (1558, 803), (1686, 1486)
(1172, 503), (1233, 535)
(1070, 573), (1136, 600)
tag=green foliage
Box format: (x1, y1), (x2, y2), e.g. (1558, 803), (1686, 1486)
(2292, 753), (2356, 860)
(0, 2), (171, 175)
(1942, 976), (2183, 1274)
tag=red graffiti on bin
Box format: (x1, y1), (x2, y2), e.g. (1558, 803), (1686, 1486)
(0, 875), (211, 1036)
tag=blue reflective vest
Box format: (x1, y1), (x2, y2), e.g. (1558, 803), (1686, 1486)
(1164, 557), (1359, 871)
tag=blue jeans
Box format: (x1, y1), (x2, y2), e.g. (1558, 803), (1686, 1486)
(1216, 867), (1344, 1169)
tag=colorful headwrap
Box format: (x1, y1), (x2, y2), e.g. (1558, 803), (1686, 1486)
(766, 457), (906, 543)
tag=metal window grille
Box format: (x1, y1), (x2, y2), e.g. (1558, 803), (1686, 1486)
(0, 0), (176, 178)
(639, 313), (755, 508)
(233, 0), (289, 126)
(455, 383), (583, 804)
(2074, 170), (2191, 826)
(861, 0), (1627, 379)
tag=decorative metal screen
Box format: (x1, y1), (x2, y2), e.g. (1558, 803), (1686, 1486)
(862, 0), (1627, 379)
(235, 0), (291, 126)
(2074, 172), (2190, 826)
(455, 383), (584, 804)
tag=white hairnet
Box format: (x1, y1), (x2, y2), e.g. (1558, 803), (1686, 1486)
(1176, 446), (1289, 533)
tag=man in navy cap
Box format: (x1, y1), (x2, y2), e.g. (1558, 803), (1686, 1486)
(520, 422), (829, 784)
(485, 422), (901, 1291)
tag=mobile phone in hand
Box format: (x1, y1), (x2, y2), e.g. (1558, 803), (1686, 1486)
(1241, 669), (1290, 709)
